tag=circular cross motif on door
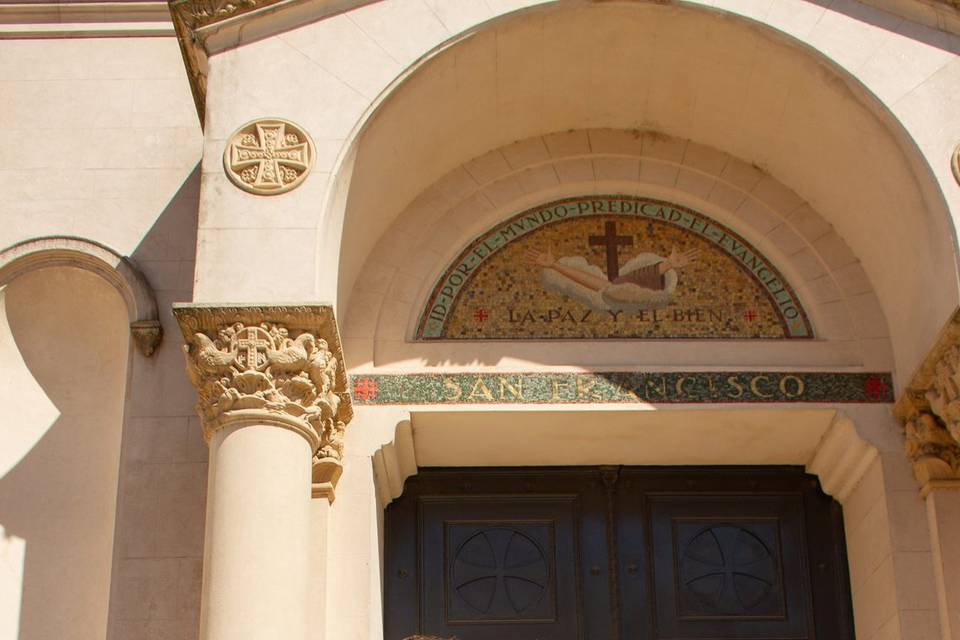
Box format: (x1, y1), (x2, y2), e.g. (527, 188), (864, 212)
(452, 527), (549, 616)
(679, 525), (778, 614)
(223, 118), (314, 195)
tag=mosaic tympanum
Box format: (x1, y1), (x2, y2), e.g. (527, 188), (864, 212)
(417, 196), (812, 340)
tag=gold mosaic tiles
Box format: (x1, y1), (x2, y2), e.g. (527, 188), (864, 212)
(417, 196), (812, 340)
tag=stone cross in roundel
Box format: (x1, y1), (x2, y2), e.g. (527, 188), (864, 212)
(228, 122), (309, 191)
(236, 326), (272, 371)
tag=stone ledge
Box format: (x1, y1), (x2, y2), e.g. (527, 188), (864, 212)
(0, 1), (174, 36)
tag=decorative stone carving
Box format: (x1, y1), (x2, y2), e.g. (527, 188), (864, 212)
(223, 119), (314, 195)
(169, 0), (258, 30)
(894, 308), (960, 493)
(905, 414), (960, 495)
(927, 344), (960, 441)
(173, 304), (353, 501)
(130, 320), (163, 357)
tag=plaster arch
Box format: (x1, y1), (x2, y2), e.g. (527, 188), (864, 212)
(321, 0), (958, 383)
(0, 236), (162, 356)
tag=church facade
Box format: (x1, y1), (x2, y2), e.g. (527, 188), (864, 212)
(2, 0), (960, 639)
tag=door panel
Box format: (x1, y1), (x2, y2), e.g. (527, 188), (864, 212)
(421, 497), (576, 636)
(385, 470), (613, 640)
(384, 467), (854, 640)
(646, 497), (810, 638)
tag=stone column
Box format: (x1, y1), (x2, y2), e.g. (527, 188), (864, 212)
(897, 406), (960, 640)
(896, 318), (960, 640)
(173, 304), (352, 640)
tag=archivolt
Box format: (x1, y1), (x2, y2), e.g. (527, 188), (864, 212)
(344, 129), (892, 371)
(0, 236), (162, 356)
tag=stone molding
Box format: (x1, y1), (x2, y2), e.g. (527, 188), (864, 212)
(372, 420), (417, 507)
(161, 0), (960, 126)
(173, 303), (353, 501)
(0, 236), (163, 357)
(894, 308), (960, 494)
(0, 1), (174, 38)
(806, 414), (878, 502)
(372, 412), (875, 508)
(168, 0), (375, 124)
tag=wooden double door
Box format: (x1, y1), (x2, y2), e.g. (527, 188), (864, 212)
(384, 467), (854, 640)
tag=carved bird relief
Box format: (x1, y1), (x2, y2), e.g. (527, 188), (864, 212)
(189, 333), (238, 375)
(267, 333), (315, 374)
(307, 338), (337, 392)
(183, 333), (238, 390)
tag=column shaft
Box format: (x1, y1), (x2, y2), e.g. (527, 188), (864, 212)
(200, 422), (312, 640)
(928, 489), (960, 640)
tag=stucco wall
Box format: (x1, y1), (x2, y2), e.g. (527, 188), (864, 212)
(0, 34), (205, 640)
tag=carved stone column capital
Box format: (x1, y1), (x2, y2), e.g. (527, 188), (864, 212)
(904, 413), (960, 496)
(173, 303), (353, 501)
(895, 309), (960, 495)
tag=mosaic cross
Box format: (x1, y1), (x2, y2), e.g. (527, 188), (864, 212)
(353, 377), (379, 401)
(589, 220), (633, 280)
(227, 122), (310, 191)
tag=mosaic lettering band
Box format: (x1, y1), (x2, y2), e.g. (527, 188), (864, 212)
(417, 196), (812, 340)
(351, 372), (893, 405)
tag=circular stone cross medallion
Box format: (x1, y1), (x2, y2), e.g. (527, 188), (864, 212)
(223, 118), (314, 195)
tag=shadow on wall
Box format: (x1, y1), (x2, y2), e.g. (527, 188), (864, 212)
(106, 164), (207, 640)
(130, 163), (201, 294)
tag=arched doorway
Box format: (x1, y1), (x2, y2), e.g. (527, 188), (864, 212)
(315, 3), (958, 640)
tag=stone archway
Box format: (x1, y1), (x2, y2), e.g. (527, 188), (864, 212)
(330, 1), (957, 385)
(0, 236), (162, 356)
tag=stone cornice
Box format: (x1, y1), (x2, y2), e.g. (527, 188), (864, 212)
(0, 1), (174, 37)
(173, 302), (353, 501)
(168, 0), (375, 125)
(161, 0), (960, 127)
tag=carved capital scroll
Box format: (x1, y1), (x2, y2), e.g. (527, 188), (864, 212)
(173, 303), (353, 502)
(894, 309), (960, 494)
(904, 413), (960, 496)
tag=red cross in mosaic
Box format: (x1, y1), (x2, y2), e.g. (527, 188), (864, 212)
(353, 377), (379, 401)
(863, 376), (890, 401)
(473, 308), (489, 322)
